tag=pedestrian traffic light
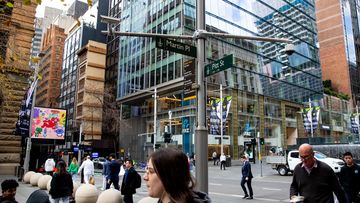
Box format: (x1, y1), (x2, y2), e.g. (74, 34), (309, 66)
(163, 132), (171, 143)
(260, 138), (265, 145)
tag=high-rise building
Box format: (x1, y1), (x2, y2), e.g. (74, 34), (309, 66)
(115, 0), (323, 160)
(104, 0), (123, 138)
(30, 17), (43, 68)
(0, 1), (36, 174)
(59, 0), (108, 148)
(36, 24), (67, 108)
(315, 0), (360, 105)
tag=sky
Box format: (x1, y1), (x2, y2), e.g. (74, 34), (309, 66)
(35, 0), (86, 17)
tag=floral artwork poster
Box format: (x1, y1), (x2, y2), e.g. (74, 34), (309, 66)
(31, 107), (66, 140)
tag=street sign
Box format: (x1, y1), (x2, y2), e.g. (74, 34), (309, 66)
(205, 54), (233, 77)
(156, 37), (197, 57)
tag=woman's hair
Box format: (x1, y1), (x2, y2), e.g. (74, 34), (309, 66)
(71, 157), (77, 164)
(55, 161), (68, 175)
(150, 148), (195, 203)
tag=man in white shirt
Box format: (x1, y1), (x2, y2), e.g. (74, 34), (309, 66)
(78, 156), (94, 184)
(220, 153), (226, 170)
(44, 157), (55, 176)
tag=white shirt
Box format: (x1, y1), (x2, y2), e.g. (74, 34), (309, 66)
(44, 158), (55, 172)
(220, 155), (226, 162)
(78, 159), (94, 175)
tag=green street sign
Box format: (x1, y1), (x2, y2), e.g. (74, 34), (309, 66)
(156, 37), (197, 57)
(205, 54), (233, 77)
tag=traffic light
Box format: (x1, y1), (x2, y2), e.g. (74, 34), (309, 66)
(260, 138), (265, 145)
(163, 132), (171, 143)
(251, 138), (256, 145)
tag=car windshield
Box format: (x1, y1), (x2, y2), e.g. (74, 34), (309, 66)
(314, 152), (327, 159)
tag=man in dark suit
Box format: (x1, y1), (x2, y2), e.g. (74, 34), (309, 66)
(106, 154), (120, 190)
(121, 160), (137, 203)
(241, 154), (253, 199)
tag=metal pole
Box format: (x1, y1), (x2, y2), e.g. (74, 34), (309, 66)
(257, 132), (262, 177)
(24, 67), (39, 173)
(220, 84), (223, 155)
(195, 0), (208, 193)
(309, 98), (314, 138)
(78, 122), (83, 164)
(357, 104), (360, 142)
(153, 87), (157, 151)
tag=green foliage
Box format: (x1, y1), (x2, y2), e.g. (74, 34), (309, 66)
(323, 80), (332, 89)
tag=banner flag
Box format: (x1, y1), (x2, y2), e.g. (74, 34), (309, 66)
(350, 113), (360, 134)
(210, 96), (232, 135)
(302, 106), (320, 133)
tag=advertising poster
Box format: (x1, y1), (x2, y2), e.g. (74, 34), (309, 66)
(31, 107), (67, 140)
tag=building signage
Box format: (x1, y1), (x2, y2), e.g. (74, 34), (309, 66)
(183, 59), (196, 96)
(155, 37), (197, 57)
(205, 54), (233, 77)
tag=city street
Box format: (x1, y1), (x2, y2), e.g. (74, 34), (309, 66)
(0, 161), (293, 203)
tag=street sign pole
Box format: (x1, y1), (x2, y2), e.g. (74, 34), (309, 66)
(195, 0), (208, 193)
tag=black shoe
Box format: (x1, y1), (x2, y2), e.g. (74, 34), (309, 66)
(246, 196), (253, 199)
(242, 195), (248, 199)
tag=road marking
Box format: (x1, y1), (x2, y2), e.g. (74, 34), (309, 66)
(209, 192), (283, 202)
(262, 187), (282, 191)
(209, 183), (222, 186)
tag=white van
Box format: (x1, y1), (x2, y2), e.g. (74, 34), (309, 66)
(266, 150), (344, 176)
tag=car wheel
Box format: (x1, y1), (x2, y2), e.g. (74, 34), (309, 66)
(278, 165), (288, 176)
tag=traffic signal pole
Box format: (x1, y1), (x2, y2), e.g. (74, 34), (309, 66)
(257, 132), (262, 177)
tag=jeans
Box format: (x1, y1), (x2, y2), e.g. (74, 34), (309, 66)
(52, 196), (70, 203)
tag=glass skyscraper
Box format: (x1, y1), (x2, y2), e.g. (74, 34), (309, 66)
(116, 0), (323, 159)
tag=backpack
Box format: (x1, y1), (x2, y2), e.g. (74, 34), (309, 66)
(134, 171), (141, 189)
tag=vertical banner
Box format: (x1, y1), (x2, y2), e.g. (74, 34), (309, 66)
(182, 117), (190, 154)
(350, 113), (360, 134)
(209, 96), (232, 135)
(302, 106), (320, 133)
(209, 98), (220, 135)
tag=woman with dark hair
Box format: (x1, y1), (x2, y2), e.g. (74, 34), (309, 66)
(49, 161), (74, 203)
(144, 148), (211, 203)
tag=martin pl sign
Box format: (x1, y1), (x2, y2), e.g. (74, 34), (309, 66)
(156, 37), (197, 57)
(205, 54), (233, 77)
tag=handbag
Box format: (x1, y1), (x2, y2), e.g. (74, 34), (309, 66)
(89, 176), (95, 185)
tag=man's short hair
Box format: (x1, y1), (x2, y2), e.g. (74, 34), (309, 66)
(1, 179), (19, 192)
(343, 152), (353, 157)
(109, 153), (115, 159)
(126, 159), (133, 165)
(240, 155), (248, 159)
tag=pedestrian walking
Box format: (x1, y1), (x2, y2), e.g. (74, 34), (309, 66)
(240, 154), (253, 199)
(0, 179), (19, 203)
(220, 153), (226, 170)
(77, 155), (94, 184)
(44, 156), (56, 176)
(339, 152), (360, 203)
(212, 151), (217, 165)
(101, 156), (110, 190)
(49, 162), (74, 203)
(290, 143), (347, 203)
(143, 148), (211, 203)
(121, 160), (140, 203)
(106, 154), (121, 190)
(67, 157), (79, 181)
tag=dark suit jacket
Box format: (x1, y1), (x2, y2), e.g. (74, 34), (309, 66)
(242, 161), (253, 179)
(121, 167), (137, 195)
(108, 159), (120, 179)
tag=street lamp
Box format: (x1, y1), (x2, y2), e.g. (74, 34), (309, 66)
(100, 0), (292, 192)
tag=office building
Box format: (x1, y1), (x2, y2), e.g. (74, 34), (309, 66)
(315, 0), (360, 105)
(36, 24), (67, 108)
(59, 0), (108, 148)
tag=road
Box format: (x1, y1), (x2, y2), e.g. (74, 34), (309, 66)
(1, 161), (293, 203)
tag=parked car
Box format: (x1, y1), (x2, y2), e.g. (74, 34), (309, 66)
(266, 150), (344, 176)
(93, 157), (106, 170)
